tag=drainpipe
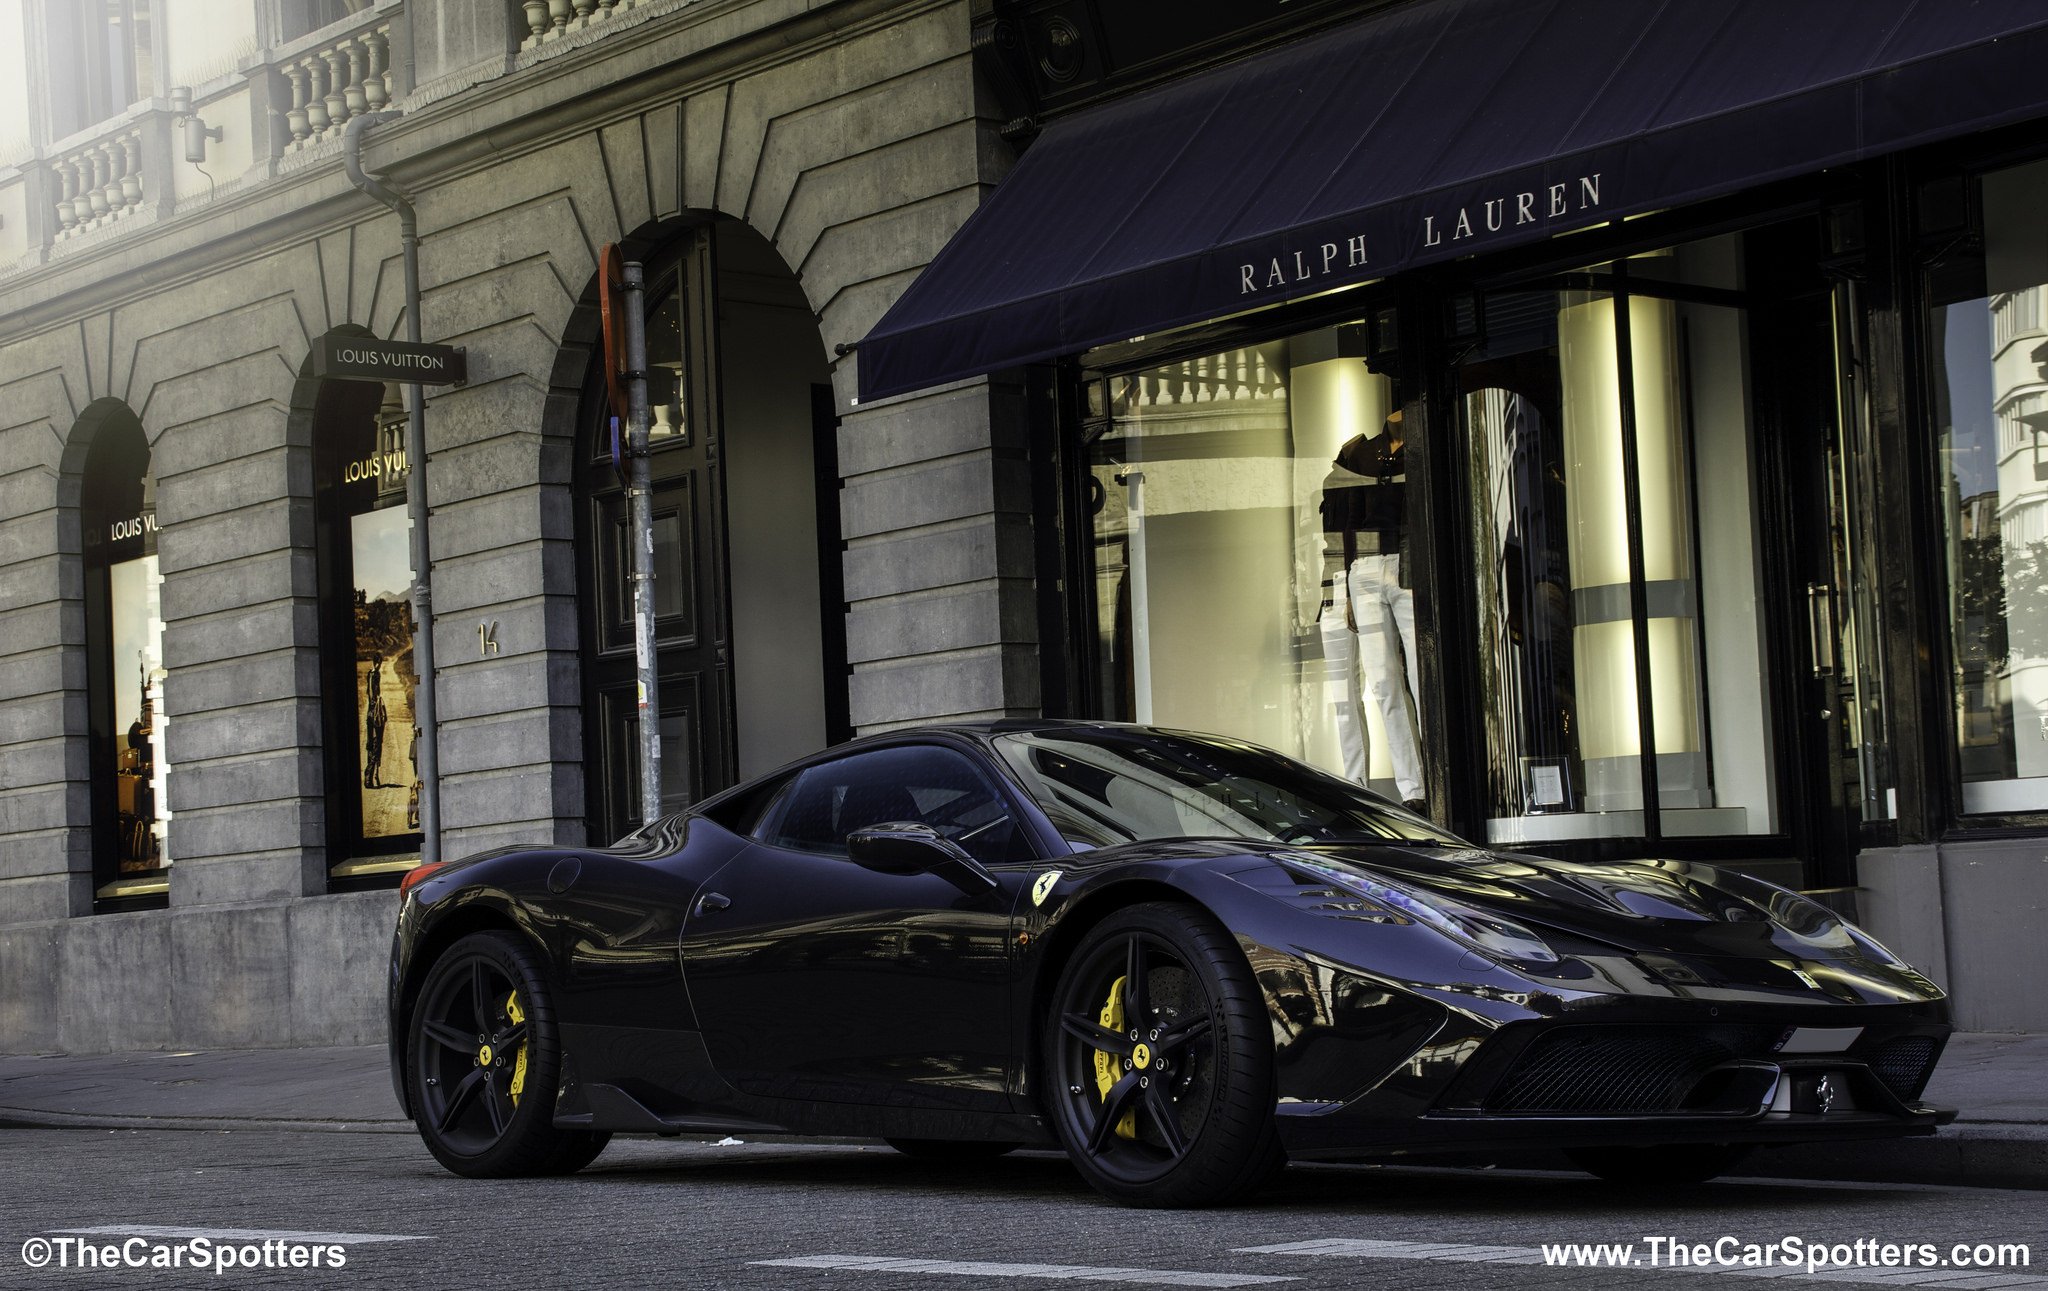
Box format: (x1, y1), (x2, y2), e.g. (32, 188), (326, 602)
(343, 111), (442, 866)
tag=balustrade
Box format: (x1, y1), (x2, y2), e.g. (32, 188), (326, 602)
(519, 0), (644, 50)
(50, 127), (146, 241)
(280, 20), (396, 153)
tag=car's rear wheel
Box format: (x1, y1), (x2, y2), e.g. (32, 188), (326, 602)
(406, 930), (610, 1177)
(1043, 902), (1284, 1207)
(884, 1139), (1021, 1161)
(1568, 1144), (1752, 1185)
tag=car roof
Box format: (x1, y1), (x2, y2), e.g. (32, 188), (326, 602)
(683, 719), (1153, 818)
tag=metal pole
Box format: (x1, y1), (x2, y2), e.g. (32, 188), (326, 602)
(343, 112), (441, 864)
(621, 261), (663, 825)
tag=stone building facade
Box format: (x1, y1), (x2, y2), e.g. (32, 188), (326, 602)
(7, 0), (2048, 1057)
(0, 0), (1037, 1053)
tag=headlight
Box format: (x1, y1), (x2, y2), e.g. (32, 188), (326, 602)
(1282, 856), (1559, 966)
(1705, 869), (1908, 965)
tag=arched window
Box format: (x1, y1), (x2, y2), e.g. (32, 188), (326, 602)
(312, 374), (422, 883)
(80, 407), (168, 905)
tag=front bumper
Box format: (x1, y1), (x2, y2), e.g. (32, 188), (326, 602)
(1272, 999), (1954, 1162)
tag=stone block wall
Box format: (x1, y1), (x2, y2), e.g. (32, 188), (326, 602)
(0, 0), (1043, 1053)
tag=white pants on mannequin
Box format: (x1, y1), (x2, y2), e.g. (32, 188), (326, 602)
(1330, 552), (1424, 803)
(1320, 608), (1369, 785)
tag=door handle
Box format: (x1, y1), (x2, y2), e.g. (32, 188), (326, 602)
(1806, 582), (1836, 678)
(694, 891), (731, 917)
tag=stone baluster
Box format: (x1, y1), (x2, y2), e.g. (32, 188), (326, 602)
(343, 40), (369, 118)
(54, 159), (79, 231)
(103, 140), (126, 213)
(321, 48), (350, 132)
(572, 0), (597, 26)
(547, 0), (571, 38)
(85, 148), (109, 220)
(363, 28), (389, 108)
(303, 58), (331, 136)
(120, 133), (143, 207)
(521, 1), (549, 48)
(285, 64), (312, 144)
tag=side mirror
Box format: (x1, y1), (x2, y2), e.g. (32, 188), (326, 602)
(847, 822), (999, 896)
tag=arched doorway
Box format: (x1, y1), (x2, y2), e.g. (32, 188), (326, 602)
(72, 401), (170, 907)
(575, 219), (847, 843)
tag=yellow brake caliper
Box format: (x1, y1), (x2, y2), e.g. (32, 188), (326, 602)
(1090, 976), (1138, 1141)
(504, 991), (529, 1106)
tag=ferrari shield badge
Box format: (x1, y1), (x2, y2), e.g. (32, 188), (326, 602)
(1031, 870), (1061, 907)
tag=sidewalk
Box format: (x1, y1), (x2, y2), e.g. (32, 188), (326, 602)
(0, 1034), (2040, 1188)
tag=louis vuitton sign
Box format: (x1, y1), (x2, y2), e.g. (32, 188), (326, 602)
(311, 336), (468, 386)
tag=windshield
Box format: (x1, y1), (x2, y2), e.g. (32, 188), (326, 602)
(993, 727), (1464, 850)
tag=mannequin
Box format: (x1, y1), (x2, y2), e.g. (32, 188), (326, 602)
(1320, 410), (1425, 811)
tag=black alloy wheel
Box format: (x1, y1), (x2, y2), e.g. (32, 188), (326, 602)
(407, 930), (609, 1177)
(1044, 903), (1285, 1207)
(1568, 1143), (1753, 1185)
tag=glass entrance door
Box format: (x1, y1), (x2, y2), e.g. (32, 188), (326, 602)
(1461, 235), (1781, 849)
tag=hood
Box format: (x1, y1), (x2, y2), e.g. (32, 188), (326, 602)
(1270, 843), (1890, 966)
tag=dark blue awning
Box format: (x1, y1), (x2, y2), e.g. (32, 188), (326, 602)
(859, 0), (2048, 401)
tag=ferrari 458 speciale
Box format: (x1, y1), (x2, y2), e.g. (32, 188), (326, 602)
(389, 722), (1952, 1206)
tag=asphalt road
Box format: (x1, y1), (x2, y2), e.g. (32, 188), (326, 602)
(2, 1128), (2043, 1290)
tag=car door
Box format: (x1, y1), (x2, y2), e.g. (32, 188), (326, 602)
(678, 743), (1034, 1112)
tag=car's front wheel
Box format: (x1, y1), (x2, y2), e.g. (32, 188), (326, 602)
(1043, 902), (1285, 1207)
(406, 930), (610, 1177)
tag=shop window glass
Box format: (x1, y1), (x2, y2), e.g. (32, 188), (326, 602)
(1465, 237), (1775, 842)
(318, 378), (422, 879)
(82, 412), (171, 901)
(1082, 331), (1434, 810)
(1929, 158), (2048, 814)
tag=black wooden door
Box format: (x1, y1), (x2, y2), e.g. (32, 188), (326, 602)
(581, 230), (734, 844)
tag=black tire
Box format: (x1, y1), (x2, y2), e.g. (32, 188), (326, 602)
(406, 930), (611, 1178)
(884, 1139), (1022, 1161)
(1568, 1144), (1752, 1185)
(1042, 902), (1285, 1207)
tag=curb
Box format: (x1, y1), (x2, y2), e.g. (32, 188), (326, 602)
(1741, 1123), (2048, 1191)
(0, 1106), (413, 1135)
(4, 1102), (2042, 1191)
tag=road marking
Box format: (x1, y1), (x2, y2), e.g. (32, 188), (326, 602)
(1239, 1240), (1540, 1265)
(53, 1225), (429, 1245)
(1234, 1240), (2048, 1289)
(752, 1255), (1296, 1287)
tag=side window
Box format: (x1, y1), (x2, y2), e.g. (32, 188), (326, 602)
(764, 746), (1025, 864)
(701, 771), (797, 837)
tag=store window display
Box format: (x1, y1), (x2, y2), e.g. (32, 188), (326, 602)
(80, 408), (171, 901)
(1081, 326), (1428, 802)
(314, 375), (424, 880)
(1319, 410), (1425, 810)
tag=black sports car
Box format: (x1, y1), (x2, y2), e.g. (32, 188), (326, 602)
(387, 721), (1954, 1207)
